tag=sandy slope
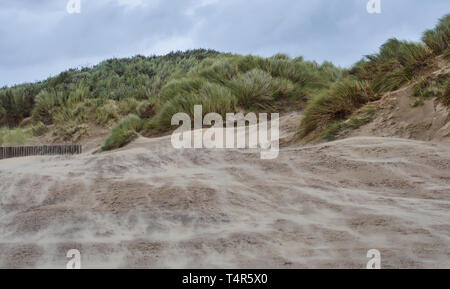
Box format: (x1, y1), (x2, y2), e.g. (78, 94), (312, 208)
(348, 64), (450, 143)
(0, 112), (449, 268)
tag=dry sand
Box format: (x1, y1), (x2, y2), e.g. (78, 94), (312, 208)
(0, 112), (449, 268)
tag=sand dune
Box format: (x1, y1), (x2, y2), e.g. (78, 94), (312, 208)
(0, 113), (449, 268)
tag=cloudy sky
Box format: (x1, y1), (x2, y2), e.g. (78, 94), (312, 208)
(0, 0), (448, 87)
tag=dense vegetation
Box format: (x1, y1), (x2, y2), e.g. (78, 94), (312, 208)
(298, 14), (450, 141)
(0, 14), (448, 148)
(0, 49), (342, 148)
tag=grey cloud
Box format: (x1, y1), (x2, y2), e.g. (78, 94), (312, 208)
(0, 0), (448, 86)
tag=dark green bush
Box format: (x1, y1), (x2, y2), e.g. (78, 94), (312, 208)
(422, 14), (450, 55)
(102, 114), (143, 150)
(137, 100), (158, 119)
(299, 79), (375, 138)
(31, 121), (48, 136)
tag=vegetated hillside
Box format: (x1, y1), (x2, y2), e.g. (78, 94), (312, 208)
(340, 61), (450, 142)
(0, 49), (342, 149)
(298, 14), (450, 143)
(0, 14), (448, 150)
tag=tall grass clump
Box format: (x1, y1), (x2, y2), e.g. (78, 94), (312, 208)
(159, 78), (206, 101)
(351, 39), (432, 94)
(0, 105), (6, 127)
(229, 69), (276, 109)
(0, 87), (36, 127)
(235, 55), (271, 73)
(267, 59), (322, 88)
(102, 114), (143, 150)
(118, 98), (139, 115)
(0, 127), (30, 146)
(319, 61), (344, 83)
(136, 99), (158, 119)
(299, 13), (450, 143)
(31, 121), (48, 137)
(299, 79), (375, 139)
(151, 83), (237, 131)
(413, 73), (450, 106)
(197, 61), (238, 85)
(96, 99), (119, 126)
(422, 14), (450, 55)
(32, 90), (64, 124)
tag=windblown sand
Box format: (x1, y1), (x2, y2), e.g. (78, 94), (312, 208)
(0, 114), (449, 268)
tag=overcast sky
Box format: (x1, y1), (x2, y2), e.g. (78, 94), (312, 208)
(0, 0), (448, 87)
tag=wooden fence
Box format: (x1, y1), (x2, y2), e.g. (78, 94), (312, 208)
(0, 145), (82, 160)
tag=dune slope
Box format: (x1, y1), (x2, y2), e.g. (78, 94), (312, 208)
(0, 112), (449, 268)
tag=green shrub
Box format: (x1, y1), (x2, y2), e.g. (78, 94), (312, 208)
(410, 97), (425, 107)
(268, 59), (321, 87)
(137, 100), (158, 119)
(32, 90), (62, 124)
(96, 100), (119, 126)
(159, 78), (206, 101)
(197, 82), (237, 114)
(31, 121), (48, 136)
(350, 39), (432, 94)
(323, 121), (347, 141)
(72, 102), (89, 121)
(414, 73), (449, 105)
(118, 98), (139, 115)
(444, 48), (450, 61)
(271, 53), (290, 60)
(422, 14), (450, 55)
(0, 105), (6, 125)
(319, 61), (344, 83)
(102, 114), (143, 150)
(229, 69), (274, 109)
(0, 88), (35, 127)
(347, 106), (376, 129)
(299, 79), (375, 139)
(0, 127), (5, 145)
(322, 106), (376, 141)
(66, 85), (90, 107)
(54, 122), (89, 142)
(235, 55), (270, 73)
(0, 127), (29, 146)
(333, 78), (375, 106)
(102, 129), (137, 151)
(271, 77), (295, 99)
(197, 61), (238, 85)
(154, 83), (237, 130)
(0, 49), (342, 141)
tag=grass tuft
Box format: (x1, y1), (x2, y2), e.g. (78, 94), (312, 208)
(31, 121), (48, 137)
(137, 99), (158, 119)
(422, 14), (450, 55)
(0, 127), (30, 146)
(102, 114), (143, 150)
(299, 79), (375, 139)
(96, 100), (119, 126)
